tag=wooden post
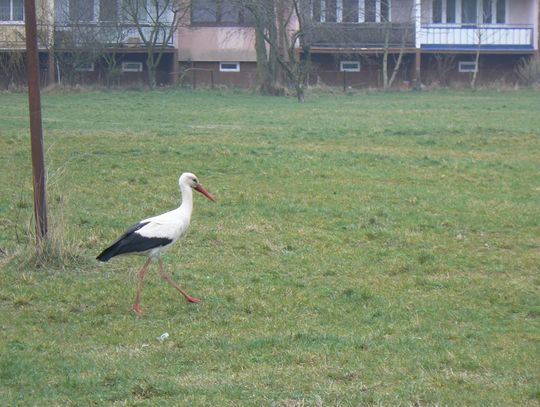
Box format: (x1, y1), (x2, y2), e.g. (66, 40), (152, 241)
(47, 51), (55, 86)
(171, 49), (179, 85)
(24, 0), (48, 241)
(414, 50), (421, 90)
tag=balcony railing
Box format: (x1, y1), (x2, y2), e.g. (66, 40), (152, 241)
(419, 24), (534, 50)
(53, 22), (174, 49)
(309, 22), (416, 49)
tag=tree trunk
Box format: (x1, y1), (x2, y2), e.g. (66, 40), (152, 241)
(146, 52), (157, 89)
(254, 25), (275, 94)
(252, 2), (283, 95)
(470, 29), (482, 90)
(382, 27), (390, 89)
(471, 49), (480, 90)
(295, 83), (305, 102)
(388, 48), (405, 89)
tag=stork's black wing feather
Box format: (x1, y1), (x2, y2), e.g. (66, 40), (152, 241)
(96, 221), (172, 261)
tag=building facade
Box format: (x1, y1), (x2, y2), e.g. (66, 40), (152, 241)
(179, 0), (539, 88)
(0, 0), (178, 87)
(1, 0), (539, 88)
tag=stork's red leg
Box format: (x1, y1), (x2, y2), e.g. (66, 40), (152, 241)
(133, 257), (152, 316)
(157, 258), (201, 303)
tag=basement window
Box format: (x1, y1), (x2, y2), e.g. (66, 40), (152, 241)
(121, 62), (143, 72)
(458, 61), (478, 73)
(219, 62), (240, 72)
(75, 63), (95, 72)
(340, 61), (360, 72)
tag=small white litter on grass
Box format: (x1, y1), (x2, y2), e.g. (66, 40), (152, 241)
(157, 332), (169, 342)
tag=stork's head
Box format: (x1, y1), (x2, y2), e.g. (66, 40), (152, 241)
(179, 172), (216, 201)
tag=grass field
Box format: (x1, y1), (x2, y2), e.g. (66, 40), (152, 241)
(0, 88), (539, 406)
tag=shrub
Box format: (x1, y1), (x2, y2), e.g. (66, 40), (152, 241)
(515, 56), (540, 86)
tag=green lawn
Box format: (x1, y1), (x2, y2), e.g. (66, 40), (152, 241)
(0, 88), (539, 406)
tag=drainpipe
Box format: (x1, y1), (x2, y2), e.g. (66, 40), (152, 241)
(172, 48), (179, 85)
(535, 0), (539, 55)
(414, 0), (422, 89)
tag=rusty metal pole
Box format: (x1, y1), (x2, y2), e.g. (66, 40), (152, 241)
(24, 0), (48, 241)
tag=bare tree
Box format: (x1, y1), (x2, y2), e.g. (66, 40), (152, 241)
(97, 21), (130, 87)
(0, 51), (25, 89)
(122, 0), (189, 88)
(515, 55), (540, 86)
(469, 7), (503, 89)
(236, 0), (283, 95)
(380, 2), (415, 90)
(53, 1), (114, 85)
(273, 0), (313, 102)
(467, 8), (489, 89)
(470, 27), (484, 89)
(239, 0), (314, 102)
(433, 53), (456, 87)
(306, 0), (415, 91)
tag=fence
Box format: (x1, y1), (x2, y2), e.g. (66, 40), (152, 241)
(310, 22), (416, 48)
(419, 24), (534, 50)
(178, 67), (258, 89)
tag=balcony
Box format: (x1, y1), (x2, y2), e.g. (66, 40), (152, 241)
(53, 22), (174, 49)
(419, 24), (534, 51)
(309, 23), (416, 49)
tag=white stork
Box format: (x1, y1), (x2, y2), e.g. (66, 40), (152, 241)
(97, 172), (215, 316)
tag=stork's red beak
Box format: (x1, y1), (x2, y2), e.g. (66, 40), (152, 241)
(194, 184), (216, 201)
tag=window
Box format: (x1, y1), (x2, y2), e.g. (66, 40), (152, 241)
(219, 62), (240, 72)
(121, 0), (150, 22)
(313, 0), (391, 23)
(433, 0), (442, 23)
(380, 0), (389, 22)
(191, 0), (253, 25)
(0, 0), (24, 21)
(461, 0), (477, 24)
(325, 0), (337, 22)
(363, 0), (390, 23)
(432, 0), (456, 24)
(122, 61), (143, 72)
(432, 0), (505, 25)
(482, 0), (492, 23)
(458, 0), (506, 25)
(446, 0), (456, 23)
(220, 0), (241, 23)
(342, 0), (359, 22)
(192, 0), (216, 23)
(340, 61), (360, 72)
(458, 61), (478, 72)
(364, 0), (376, 22)
(482, 0), (506, 24)
(75, 63), (95, 72)
(495, 0), (505, 23)
(312, 0), (321, 22)
(69, 0), (94, 22)
(100, 0), (118, 21)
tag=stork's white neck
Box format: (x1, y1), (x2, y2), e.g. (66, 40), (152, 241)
(179, 182), (193, 214)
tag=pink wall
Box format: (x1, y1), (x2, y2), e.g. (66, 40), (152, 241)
(177, 27), (257, 62)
